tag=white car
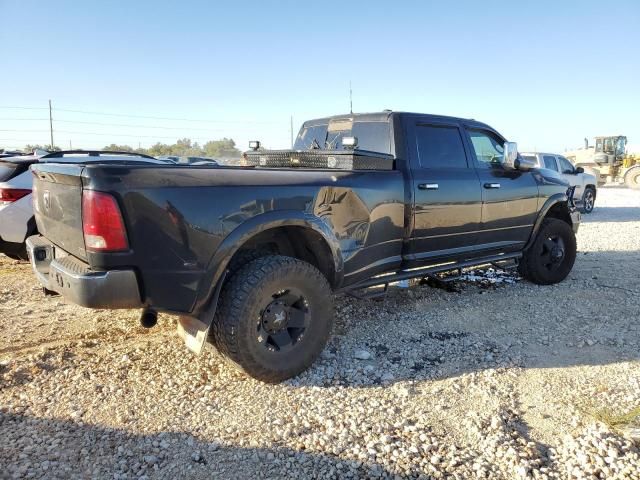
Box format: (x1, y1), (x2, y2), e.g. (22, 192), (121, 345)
(0, 153), (42, 259)
(0, 150), (172, 260)
(520, 152), (598, 213)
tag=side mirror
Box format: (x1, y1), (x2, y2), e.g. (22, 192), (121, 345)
(575, 166), (584, 174)
(502, 142), (519, 169)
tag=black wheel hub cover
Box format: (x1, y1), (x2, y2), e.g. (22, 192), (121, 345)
(550, 245), (565, 263)
(262, 301), (289, 334)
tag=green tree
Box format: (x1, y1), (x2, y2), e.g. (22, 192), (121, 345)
(24, 144), (62, 152)
(202, 138), (241, 158)
(102, 144), (135, 152)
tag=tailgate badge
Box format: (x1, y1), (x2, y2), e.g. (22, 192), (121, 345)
(43, 190), (50, 210)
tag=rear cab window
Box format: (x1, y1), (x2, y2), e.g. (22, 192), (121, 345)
(294, 119), (391, 154)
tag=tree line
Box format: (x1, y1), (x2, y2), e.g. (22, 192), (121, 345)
(20, 138), (242, 158)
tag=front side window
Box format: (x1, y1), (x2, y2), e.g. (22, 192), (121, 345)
(543, 155), (558, 171)
(467, 129), (504, 168)
(557, 156), (575, 174)
(414, 125), (468, 169)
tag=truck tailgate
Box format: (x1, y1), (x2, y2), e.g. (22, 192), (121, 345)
(32, 164), (87, 261)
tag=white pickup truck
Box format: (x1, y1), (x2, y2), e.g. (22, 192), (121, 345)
(520, 152), (598, 213)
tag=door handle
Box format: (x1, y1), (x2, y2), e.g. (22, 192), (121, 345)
(484, 183), (501, 189)
(418, 183), (439, 190)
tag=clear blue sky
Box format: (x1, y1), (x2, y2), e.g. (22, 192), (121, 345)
(1, 0), (639, 153)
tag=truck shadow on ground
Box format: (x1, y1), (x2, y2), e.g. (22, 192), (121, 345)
(0, 412), (398, 479)
(290, 249), (640, 388)
(583, 207), (640, 222)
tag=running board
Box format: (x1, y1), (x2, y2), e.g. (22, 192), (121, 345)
(341, 252), (521, 295)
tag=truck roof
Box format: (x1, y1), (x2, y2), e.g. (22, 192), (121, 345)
(302, 111), (494, 131)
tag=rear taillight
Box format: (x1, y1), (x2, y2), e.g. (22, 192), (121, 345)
(82, 191), (129, 252)
(0, 188), (31, 205)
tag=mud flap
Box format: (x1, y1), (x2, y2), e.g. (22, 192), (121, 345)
(177, 270), (228, 355)
(177, 316), (210, 355)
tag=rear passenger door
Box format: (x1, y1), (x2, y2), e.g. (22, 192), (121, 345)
(405, 118), (483, 266)
(464, 128), (539, 252)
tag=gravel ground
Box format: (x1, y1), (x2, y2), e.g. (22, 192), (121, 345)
(1, 186), (639, 479)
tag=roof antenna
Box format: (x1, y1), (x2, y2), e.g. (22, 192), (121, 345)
(349, 81), (353, 114)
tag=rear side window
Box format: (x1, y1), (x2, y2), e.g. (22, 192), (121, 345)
(415, 125), (468, 169)
(0, 162), (20, 181)
(543, 155), (558, 171)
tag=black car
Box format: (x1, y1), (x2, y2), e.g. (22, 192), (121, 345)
(27, 112), (579, 382)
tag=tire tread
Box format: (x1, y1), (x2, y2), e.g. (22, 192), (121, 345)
(212, 255), (333, 382)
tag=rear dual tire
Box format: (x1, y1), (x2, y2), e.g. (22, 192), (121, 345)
(211, 255), (333, 383)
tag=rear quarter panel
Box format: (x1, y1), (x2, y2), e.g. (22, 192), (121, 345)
(83, 165), (405, 313)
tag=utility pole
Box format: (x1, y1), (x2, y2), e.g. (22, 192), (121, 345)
(290, 115), (294, 148)
(69, 139), (72, 149)
(48, 100), (54, 149)
(349, 81), (353, 114)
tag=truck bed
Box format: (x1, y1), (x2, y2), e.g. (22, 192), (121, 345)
(31, 161), (406, 313)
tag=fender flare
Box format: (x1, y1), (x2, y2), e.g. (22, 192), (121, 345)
(191, 210), (344, 322)
(524, 193), (570, 251)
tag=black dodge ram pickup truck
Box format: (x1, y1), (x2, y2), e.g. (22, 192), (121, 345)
(27, 112), (579, 382)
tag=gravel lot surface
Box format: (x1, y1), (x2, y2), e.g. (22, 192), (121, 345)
(1, 186), (639, 479)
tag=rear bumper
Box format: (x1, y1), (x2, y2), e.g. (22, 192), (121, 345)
(26, 235), (143, 309)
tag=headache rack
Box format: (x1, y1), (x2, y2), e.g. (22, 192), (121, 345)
(242, 149), (395, 171)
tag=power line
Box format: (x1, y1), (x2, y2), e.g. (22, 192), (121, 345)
(55, 119), (229, 131)
(54, 108), (273, 124)
(0, 128), (232, 141)
(0, 105), (283, 125)
(0, 118), (255, 132)
(0, 106), (48, 111)
(0, 118), (49, 121)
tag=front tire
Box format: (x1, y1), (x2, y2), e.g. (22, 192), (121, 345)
(518, 218), (576, 285)
(625, 168), (640, 189)
(581, 187), (596, 214)
(212, 255), (334, 383)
